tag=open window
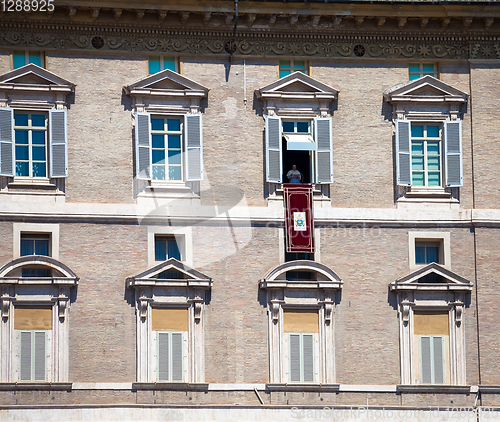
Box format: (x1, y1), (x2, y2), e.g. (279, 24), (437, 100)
(260, 261), (342, 386)
(390, 263), (473, 387)
(0, 256), (78, 385)
(127, 259), (212, 387)
(257, 72), (338, 192)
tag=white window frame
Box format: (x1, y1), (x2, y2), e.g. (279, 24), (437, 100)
(278, 60), (309, 78)
(150, 115), (184, 182)
(408, 231), (450, 271)
(148, 55), (179, 74)
(418, 334), (446, 385)
(410, 123), (443, 188)
(147, 226), (192, 267)
(13, 223), (60, 260)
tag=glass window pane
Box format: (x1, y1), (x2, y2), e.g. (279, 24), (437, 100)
(32, 162), (46, 177)
(34, 239), (49, 256)
(279, 69), (290, 78)
(151, 118), (164, 131)
(168, 240), (181, 260)
(279, 60), (291, 69)
(408, 74), (419, 81)
(415, 246), (426, 264)
(294, 60), (305, 70)
(14, 114), (29, 127)
(412, 172), (424, 186)
(167, 119), (181, 132)
(408, 64), (419, 73)
(426, 246), (438, 263)
(152, 134), (164, 149)
(21, 239), (34, 256)
(168, 150), (181, 165)
(16, 161), (29, 177)
(411, 141), (424, 155)
(155, 239), (167, 261)
(427, 142), (440, 155)
(32, 146), (46, 161)
(428, 172), (441, 186)
(15, 130), (28, 145)
(412, 157), (424, 171)
(152, 149), (165, 165)
(28, 51), (42, 67)
(296, 122), (309, 133)
(168, 134), (181, 149)
(411, 125), (424, 138)
(31, 114), (45, 127)
(13, 51), (26, 69)
(16, 145), (29, 160)
(169, 166), (182, 181)
(423, 64), (435, 73)
(149, 56), (161, 74)
(32, 131), (46, 145)
(427, 157), (440, 171)
(427, 126), (440, 138)
(152, 165), (165, 180)
(163, 57), (176, 71)
(282, 121), (294, 132)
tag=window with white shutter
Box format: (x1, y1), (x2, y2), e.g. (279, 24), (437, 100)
(288, 333), (316, 383)
(419, 335), (445, 384)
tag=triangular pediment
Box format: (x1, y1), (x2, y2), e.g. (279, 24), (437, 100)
(385, 75), (468, 103)
(124, 69), (209, 99)
(257, 72), (339, 100)
(0, 64), (75, 90)
(390, 263), (472, 292)
(127, 258), (212, 288)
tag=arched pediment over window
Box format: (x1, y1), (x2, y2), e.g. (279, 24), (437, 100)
(0, 255), (79, 283)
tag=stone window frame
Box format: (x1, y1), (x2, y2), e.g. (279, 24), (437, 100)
(260, 260), (342, 388)
(127, 259), (212, 388)
(0, 256), (78, 388)
(409, 231), (451, 271)
(147, 226), (192, 267)
(390, 263), (473, 389)
(13, 223), (60, 260)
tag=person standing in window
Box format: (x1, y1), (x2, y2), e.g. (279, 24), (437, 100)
(286, 165), (303, 184)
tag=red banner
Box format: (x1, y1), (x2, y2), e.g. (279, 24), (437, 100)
(284, 184), (314, 253)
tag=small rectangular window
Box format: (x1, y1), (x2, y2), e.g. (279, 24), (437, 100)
(20, 233), (50, 257)
(13, 50), (44, 69)
(279, 60), (308, 78)
(155, 236), (181, 261)
(415, 242), (440, 265)
(408, 63), (437, 81)
(148, 56), (178, 74)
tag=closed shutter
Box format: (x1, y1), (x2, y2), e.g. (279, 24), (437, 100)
(420, 335), (432, 384)
(171, 332), (183, 381)
(135, 112), (152, 180)
(185, 114), (203, 181)
(314, 117), (333, 184)
(20, 331), (32, 381)
(420, 335), (444, 384)
(0, 107), (14, 177)
(432, 336), (444, 384)
(302, 334), (314, 382)
(265, 116), (282, 183)
(289, 334), (301, 382)
(49, 109), (68, 178)
(395, 120), (411, 186)
(444, 120), (463, 187)
(158, 332), (169, 381)
(34, 331), (46, 381)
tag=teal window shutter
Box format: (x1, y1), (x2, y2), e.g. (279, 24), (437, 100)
(163, 57), (176, 71)
(396, 120), (411, 186)
(148, 56), (161, 74)
(0, 107), (15, 177)
(28, 51), (42, 67)
(13, 51), (26, 69)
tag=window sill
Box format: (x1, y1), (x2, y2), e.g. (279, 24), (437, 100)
(405, 187), (451, 198)
(132, 382), (209, 391)
(137, 180), (200, 201)
(8, 177), (56, 188)
(266, 383), (340, 392)
(0, 382), (72, 391)
(397, 385), (471, 393)
(268, 183), (330, 205)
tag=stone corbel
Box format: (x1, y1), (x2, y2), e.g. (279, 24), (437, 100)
(192, 288), (204, 322)
(323, 290), (335, 323)
(1, 295), (12, 320)
(401, 298), (413, 325)
(137, 288), (152, 321)
(57, 287), (70, 320)
(455, 303), (463, 325)
(189, 99), (201, 114)
(270, 289), (283, 323)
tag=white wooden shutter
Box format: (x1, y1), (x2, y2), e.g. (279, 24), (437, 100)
(0, 107), (14, 177)
(265, 116), (282, 183)
(171, 332), (183, 381)
(432, 336), (444, 384)
(302, 334), (314, 382)
(135, 112), (152, 180)
(289, 333), (301, 382)
(395, 120), (412, 186)
(34, 331), (46, 381)
(20, 331), (32, 381)
(185, 114), (203, 181)
(420, 335), (432, 384)
(49, 109), (68, 178)
(444, 120), (463, 187)
(314, 117), (333, 184)
(158, 332), (169, 381)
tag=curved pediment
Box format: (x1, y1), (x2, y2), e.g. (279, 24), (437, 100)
(257, 71), (339, 101)
(384, 75), (468, 104)
(0, 64), (75, 93)
(0, 255), (79, 284)
(390, 262), (472, 292)
(124, 69), (209, 99)
(260, 260), (342, 290)
(126, 258), (212, 288)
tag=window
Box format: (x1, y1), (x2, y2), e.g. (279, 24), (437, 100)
(20, 233), (50, 257)
(409, 232), (450, 271)
(151, 117), (182, 181)
(279, 60), (308, 78)
(14, 113), (48, 178)
(127, 260), (212, 385)
(148, 56), (178, 74)
(408, 63), (437, 81)
(155, 236), (181, 261)
(260, 261), (342, 386)
(152, 308), (188, 382)
(148, 227), (191, 267)
(411, 124), (442, 187)
(415, 242), (439, 265)
(391, 264), (473, 386)
(13, 50), (44, 69)
(0, 256), (78, 384)
(14, 223), (59, 260)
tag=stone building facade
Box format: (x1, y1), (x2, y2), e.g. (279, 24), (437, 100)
(0, 0), (499, 420)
